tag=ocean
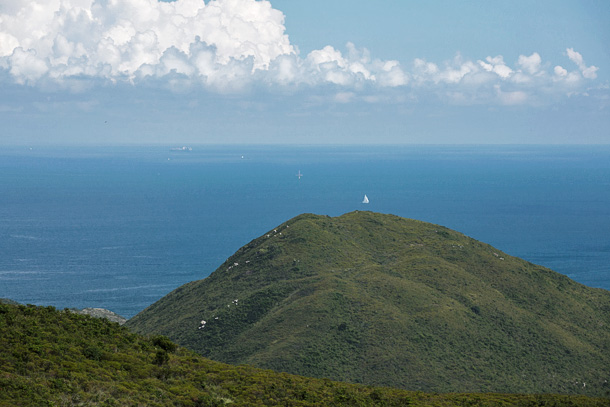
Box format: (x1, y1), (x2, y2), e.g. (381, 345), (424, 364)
(1, 145), (609, 318)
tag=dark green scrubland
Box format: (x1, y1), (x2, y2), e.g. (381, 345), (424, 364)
(128, 211), (610, 397)
(1, 302), (608, 406)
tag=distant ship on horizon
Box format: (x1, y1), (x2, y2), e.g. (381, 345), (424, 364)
(170, 146), (192, 151)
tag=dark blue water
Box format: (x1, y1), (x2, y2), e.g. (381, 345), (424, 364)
(1, 145), (609, 318)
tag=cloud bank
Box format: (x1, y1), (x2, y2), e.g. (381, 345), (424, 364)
(0, 0), (601, 105)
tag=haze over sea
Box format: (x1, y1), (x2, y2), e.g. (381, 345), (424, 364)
(2, 145), (609, 318)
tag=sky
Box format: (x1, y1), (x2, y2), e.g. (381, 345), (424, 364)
(1, 0), (609, 145)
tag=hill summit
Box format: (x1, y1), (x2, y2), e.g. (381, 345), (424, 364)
(128, 211), (610, 396)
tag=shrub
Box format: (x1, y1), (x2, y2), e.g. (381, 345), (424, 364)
(151, 335), (177, 353)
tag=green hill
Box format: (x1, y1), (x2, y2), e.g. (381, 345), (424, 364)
(127, 211), (610, 397)
(6, 303), (609, 406)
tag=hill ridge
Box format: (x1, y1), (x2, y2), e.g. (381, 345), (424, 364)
(128, 211), (610, 397)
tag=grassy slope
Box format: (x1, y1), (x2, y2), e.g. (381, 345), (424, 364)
(5, 303), (609, 406)
(127, 211), (610, 397)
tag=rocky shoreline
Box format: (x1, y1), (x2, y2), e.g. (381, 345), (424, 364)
(70, 307), (127, 325)
(1, 299), (127, 325)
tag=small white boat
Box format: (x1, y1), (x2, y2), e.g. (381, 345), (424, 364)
(362, 194), (369, 204)
(296, 170), (303, 180)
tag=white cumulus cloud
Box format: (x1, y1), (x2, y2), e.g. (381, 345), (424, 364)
(554, 65), (568, 77)
(566, 47), (598, 79)
(0, 0), (602, 106)
(0, 0), (295, 87)
(0, 0), (409, 91)
(517, 52), (542, 75)
(478, 55), (513, 79)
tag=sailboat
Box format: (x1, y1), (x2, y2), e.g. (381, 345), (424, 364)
(362, 194), (369, 204)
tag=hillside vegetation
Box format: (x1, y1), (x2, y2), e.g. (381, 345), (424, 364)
(128, 211), (610, 397)
(6, 303), (610, 406)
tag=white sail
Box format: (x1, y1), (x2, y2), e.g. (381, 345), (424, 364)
(362, 194), (369, 204)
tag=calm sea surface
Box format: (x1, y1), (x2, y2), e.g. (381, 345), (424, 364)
(1, 145), (609, 318)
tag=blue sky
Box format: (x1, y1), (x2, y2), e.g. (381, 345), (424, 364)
(1, 0), (608, 145)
